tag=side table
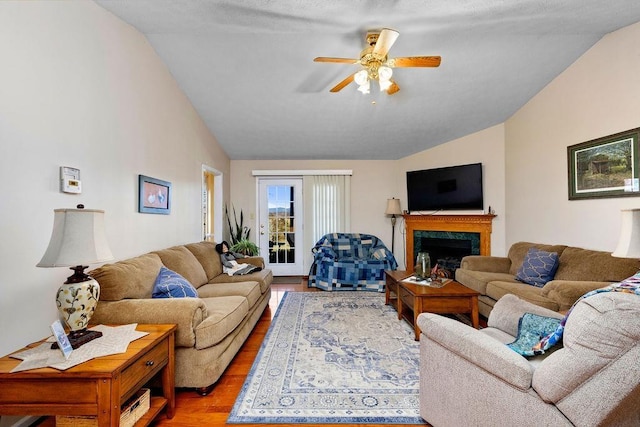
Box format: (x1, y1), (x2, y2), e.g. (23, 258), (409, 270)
(0, 324), (177, 427)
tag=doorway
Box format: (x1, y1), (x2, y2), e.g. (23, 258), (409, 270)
(258, 178), (303, 276)
(202, 165), (223, 242)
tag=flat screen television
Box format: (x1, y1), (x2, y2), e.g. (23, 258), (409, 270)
(406, 163), (483, 212)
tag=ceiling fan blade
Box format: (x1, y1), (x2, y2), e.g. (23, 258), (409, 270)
(372, 28), (399, 57)
(330, 73), (355, 92)
(314, 57), (359, 64)
(390, 56), (441, 68)
(386, 80), (400, 95)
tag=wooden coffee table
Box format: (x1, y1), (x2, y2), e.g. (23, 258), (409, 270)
(386, 270), (479, 340)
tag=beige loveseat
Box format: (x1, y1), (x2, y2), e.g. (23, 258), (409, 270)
(89, 241), (272, 394)
(418, 292), (640, 426)
(456, 241), (638, 317)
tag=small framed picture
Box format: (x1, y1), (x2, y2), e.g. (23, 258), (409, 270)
(568, 128), (640, 200)
(138, 175), (171, 214)
(50, 320), (73, 359)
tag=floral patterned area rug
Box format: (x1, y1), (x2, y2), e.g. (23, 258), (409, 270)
(228, 292), (425, 424)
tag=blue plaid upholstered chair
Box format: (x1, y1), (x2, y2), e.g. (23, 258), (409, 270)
(308, 233), (398, 292)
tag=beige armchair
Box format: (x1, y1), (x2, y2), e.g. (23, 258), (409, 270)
(417, 292), (640, 427)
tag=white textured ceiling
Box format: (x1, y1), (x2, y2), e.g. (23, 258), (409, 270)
(94, 0), (640, 160)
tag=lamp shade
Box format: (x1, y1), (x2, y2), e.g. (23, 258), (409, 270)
(612, 208), (640, 258)
(385, 198), (402, 216)
(37, 208), (114, 267)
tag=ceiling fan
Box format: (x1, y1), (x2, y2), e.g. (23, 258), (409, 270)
(314, 28), (441, 95)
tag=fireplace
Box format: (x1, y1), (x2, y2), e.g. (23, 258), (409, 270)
(418, 235), (476, 272)
(404, 214), (496, 272)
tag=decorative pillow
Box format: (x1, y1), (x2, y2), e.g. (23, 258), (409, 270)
(515, 248), (559, 287)
(507, 312), (562, 356)
(152, 266), (198, 298)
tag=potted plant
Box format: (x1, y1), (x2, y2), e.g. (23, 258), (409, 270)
(225, 205), (249, 245)
(225, 205), (259, 256)
(231, 238), (259, 256)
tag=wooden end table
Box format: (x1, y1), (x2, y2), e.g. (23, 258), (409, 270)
(0, 323), (177, 427)
(386, 270), (479, 340)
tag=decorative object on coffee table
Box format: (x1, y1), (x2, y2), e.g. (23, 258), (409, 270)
(415, 251), (430, 280)
(37, 206), (114, 349)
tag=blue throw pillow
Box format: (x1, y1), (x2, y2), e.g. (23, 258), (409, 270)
(152, 266), (198, 298)
(515, 248), (559, 287)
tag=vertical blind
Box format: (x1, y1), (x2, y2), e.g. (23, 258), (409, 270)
(303, 175), (351, 245)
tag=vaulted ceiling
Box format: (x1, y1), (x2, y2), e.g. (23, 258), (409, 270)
(95, 0), (640, 160)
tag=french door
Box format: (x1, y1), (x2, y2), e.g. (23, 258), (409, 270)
(258, 178), (303, 276)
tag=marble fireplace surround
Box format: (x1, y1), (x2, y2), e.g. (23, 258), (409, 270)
(404, 214), (496, 272)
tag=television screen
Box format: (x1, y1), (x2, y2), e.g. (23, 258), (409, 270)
(406, 163), (483, 212)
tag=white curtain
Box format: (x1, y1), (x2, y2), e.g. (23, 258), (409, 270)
(303, 175), (351, 270)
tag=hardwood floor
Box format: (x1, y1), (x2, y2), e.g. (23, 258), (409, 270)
(35, 281), (428, 427)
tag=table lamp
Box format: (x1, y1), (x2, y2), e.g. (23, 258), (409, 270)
(37, 205), (114, 348)
(385, 198), (402, 253)
(612, 208), (640, 259)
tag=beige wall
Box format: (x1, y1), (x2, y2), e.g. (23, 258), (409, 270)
(230, 160), (397, 269)
(0, 1), (229, 356)
(398, 124), (507, 259)
(231, 124), (506, 270)
(505, 21), (640, 250)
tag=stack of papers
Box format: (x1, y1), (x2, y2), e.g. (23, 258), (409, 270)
(10, 324), (148, 372)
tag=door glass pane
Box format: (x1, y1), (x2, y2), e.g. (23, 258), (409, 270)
(268, 185), (295, 265)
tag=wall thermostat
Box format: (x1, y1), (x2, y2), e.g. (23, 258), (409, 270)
(60, 166), (82, 194)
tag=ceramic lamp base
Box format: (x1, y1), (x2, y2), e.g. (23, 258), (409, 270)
(55, 268), (101, 349)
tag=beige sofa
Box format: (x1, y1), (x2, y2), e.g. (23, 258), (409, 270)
(456, 241), (639, 317)
(418, 292), (640, 426)
(89, 241), (273, 394)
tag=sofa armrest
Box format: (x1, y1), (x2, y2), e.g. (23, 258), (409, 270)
(541, 280), (612, 311)
(92, 298), (207, 348)
(241, 256), (265, 268)
(487, 294), (564, 337)
(417, 313), (534, 390)
(459, 255), (511, 273)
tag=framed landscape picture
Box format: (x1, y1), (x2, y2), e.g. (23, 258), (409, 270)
(567, 128), (640, 200)
(138, 175), (171, 214)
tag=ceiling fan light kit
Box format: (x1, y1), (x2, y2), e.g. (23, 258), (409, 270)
(314, 28), (441, 96)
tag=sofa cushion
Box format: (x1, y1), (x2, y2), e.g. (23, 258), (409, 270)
(195, 296), (249, 349)
(515, 248), (559, 287)
(197, 281), (262, 308)
(455, 269), (516, 295)
(152, 266), (198, 298)
(554, 247), (639, 282)
(185, 241), (223, 281)
(210, 268), (273, 293)
(90, 253), (163, 301)
(153, 245), (208, 288)
(486, 280), (559, 311)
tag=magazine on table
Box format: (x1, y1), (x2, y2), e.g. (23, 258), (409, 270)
(401, 275), (452, 288)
